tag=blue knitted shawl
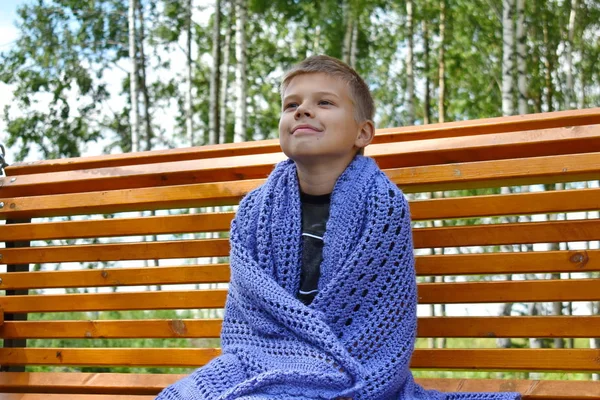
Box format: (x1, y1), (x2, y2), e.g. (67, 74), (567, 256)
(157, 156), (520, 400)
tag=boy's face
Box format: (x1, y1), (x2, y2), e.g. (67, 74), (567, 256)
(279, 73), (369, 164)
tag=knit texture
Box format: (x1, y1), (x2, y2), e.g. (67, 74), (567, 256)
(156, 156), (520, 400)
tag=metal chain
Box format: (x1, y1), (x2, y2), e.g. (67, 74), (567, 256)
(0, 144), (8, 176)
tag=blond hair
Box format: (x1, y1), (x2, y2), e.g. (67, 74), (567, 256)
(280, 55), (375, 123)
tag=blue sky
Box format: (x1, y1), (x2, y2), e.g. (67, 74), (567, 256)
(0, 0), (22, 51)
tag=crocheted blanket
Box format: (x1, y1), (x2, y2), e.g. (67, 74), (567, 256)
(157, 156), (520, 400)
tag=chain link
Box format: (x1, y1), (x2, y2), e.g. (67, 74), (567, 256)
(0, 144), (8, 176)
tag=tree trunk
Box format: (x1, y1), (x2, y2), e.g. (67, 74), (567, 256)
(502, 0), (515, 116)
(234, 0), (247, 143)
(350, 22), (358, 68)
(406, 0), (415, 125)
(220, 6), (232, 144)
(423, 19), (431, 125)
(209, 0), (221, 145)
(342, 1), (352, 64)
(542, 5), (553, 112)
(313, 25), (322, 54)
(137, 0), (152, 152)
(128, 0), (140, 153)
(565, 0), (578, 109)
(516, 0), (527, 115)
(186, 0), (194, 146)
(438, 0), (446, 123)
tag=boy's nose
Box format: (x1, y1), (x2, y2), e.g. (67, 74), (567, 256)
(294, 105), (313, 119)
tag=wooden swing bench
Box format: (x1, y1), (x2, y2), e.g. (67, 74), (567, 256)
(1, 108), (600, 399)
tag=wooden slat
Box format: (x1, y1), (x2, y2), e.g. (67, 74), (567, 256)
(375, 124), (600, 171)
(413, 219), (600, 248)
(0, 319), (222, 339)
(1, 395), (155, 400)
(374, 107), (600, 143)
(7, 108), (600, 175)
(388, 152), (600, 193)
(0, 372), (186, 395)
(0, 179), (262, 220)
(418, 279), (600, 304)
(0, 348), (219, 367)
(0, 239), (230, 265)
(416, 378), (600, 399)
(2, 280), (599, 314)
(1, 372), (599, 398)
(0, 212), (234, 242)
(5, 124), (600, 198)
(410, 187), (600, 221)
(0, 265), (230, 290)
(1, 153), (285, 198)
(416, 316), (600, 338)
(3, 211), (598, 248)
(1, 348), (598, 371)
(3, 177), (600, 223)
(416, 250), (600, 275)
(1, 249), (597, 291)
(0, 290), (227, 313)
(3, 316), (600, 340)
(411, 349), (600, 372)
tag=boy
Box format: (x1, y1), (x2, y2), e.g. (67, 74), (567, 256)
(157, 56), (519, 400)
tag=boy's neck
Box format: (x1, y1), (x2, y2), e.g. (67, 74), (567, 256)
(295, 155), (355, 195)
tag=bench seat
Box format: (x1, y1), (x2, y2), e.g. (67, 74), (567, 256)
(1, 108), (600, 398)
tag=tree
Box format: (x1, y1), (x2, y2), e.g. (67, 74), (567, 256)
(406, 0), (415, 125)
(516, 0), (527, 115)
(438, 0), (446, 123)
(502, 0), (515, 116)
(129, 0), (141, 152)
(0, 0), (128, 161)
(220, 1), (233, 144)
(565, 0), (578, 109)
(234, 0), (248, 142)
(186, 0), (195, 145)
(209, 0), (221, 145)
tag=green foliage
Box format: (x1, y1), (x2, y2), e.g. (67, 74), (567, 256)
(0, 0), (128, 160)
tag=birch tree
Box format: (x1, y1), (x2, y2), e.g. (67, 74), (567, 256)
(209, 0), (221, 145)
(502, 0), (515, 116)
(220, 3), (233, 144)
(565, 0), (578, 109)
(342, 0), (353, 64)
(438, 0), (446, 123)
(186, 0), (194, 145)
(137, 0), (153, 151)
(350, 23), (358, 69)
(423, 18), (431, 125)
(516, 0), (527, 115)
(234, 0), (247, 143)
(129, 0), (140, 153)
(406, 0), (415, 125)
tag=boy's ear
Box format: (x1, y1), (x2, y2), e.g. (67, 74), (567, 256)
(355, 120), (375, 149)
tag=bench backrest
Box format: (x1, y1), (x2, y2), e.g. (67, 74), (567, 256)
(1, 108), (600, 396)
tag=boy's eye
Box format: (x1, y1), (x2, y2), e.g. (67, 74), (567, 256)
(319, 100), (332, 106)
(284, 102), (298, 110)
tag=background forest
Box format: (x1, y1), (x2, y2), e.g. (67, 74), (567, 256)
(0, 0), (599, 379)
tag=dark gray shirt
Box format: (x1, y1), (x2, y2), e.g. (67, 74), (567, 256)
(298, 192), (331, 305)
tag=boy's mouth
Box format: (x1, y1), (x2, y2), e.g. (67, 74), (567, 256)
(291, 124), (323, 135)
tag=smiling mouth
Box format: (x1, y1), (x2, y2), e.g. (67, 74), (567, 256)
(292, 125), (323, 134)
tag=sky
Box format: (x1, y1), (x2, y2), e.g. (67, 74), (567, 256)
(0, 0), (24, 165)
